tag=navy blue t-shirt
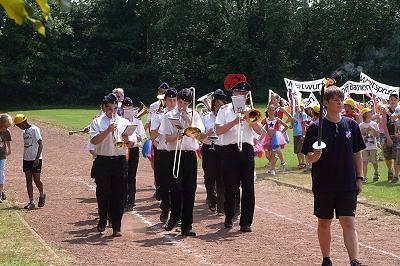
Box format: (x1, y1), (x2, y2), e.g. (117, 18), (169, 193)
(301, 116), (366, 192)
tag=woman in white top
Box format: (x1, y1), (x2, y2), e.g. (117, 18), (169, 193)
(200, 89), (226, 215)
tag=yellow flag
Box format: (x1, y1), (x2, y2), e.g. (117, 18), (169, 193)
(0, 0), (29, 25)
(35, 0), (50, 21)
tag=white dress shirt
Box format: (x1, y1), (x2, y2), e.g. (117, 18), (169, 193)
(89, 113), (130, 156)
(159, 107), (205, 151)
(201, 112), (223, 146)
(147, 100), (162, 124)
(150, 111), (170, 151)
(129, 117), (146, 148)
(215, 103), (256, 146)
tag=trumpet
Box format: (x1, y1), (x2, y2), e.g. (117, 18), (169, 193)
(111, 114), (125, 148)
(172, 87), (202, 179)
(237, 91), (262, 151)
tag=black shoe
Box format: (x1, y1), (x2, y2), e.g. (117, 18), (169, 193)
(208, 203), (216, 212)
(97, 223), (106, 233)
(112, 230), (122, 237)
(38, 193), (46, 208)
(1, 192), (6, 200)
(125, 203), (135, 212)
(164, 220), (178, 231)
(160, 211), (169, 223)
(321, 257), (332, 266)
(224, 219), (233, 229)
(350, 259), (365, 266)
(181, 229), (196, 237)
(240, 226), (252, 232)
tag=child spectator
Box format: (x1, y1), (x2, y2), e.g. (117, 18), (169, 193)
(291, 104), (308, 168)
(0, 114), (13, 202)
(14, 114), (46, 210)
(262, 104), (289, 175)
(359, 108), (379, 183)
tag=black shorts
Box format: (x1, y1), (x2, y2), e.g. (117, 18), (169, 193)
(23, 160), (42, 173)
(313, 191), (357, 219)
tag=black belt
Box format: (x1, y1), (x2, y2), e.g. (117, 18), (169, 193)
(97, 155), (125, 160)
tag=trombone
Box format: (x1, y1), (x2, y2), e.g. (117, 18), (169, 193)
(237, 91), (262, 151)
(172, 87), (202, 179)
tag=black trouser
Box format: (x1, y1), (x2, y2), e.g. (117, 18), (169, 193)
(127, 147), (139, 205)
(153, 145), (159, 188)
(222, 144), (255, 227)
(170, 151), (197, 231)
(201, 144), (225, 213)
(93, 156), (127, 232)
(154, 149), (173, 213)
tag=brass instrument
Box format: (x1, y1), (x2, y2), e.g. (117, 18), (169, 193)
(111, 114), (125, 148)
(68, 129), (87, 135)
(171, 112), (184, 179)
(135, 102), (149, 119)
(237, 91), (262, 151)
(243, 91), (262, 124)
(172, 87), (201, 179)
(197, 92), (213, 114)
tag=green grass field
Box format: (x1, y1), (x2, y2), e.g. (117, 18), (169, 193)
(8, 106), (400, 210)
(0, 204), (54, 265)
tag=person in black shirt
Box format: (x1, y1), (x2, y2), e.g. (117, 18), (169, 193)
(302, 86), (366, 266)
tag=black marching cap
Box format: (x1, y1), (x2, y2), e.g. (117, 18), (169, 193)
(178, 88), (193, 102)
(232, 81), (251, 92)
(159, 83), (170, 90)
(122, 97), (133, 107)
(102, 93), (118, 104)
(213, 89), (226, 100)
(165, 88), (177, 98)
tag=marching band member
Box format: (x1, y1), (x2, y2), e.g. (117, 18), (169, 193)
(159, 88), (205, 236)
(121, 97), (147, 211)
(89, 93), (131, 237)
(150, 88), (178, 223)
(146, 83), (169, 200)
(112, 88), (125, 116)
(200, 89), (227, 215)
(215, 82), (263, 233)
(146, 83), (169, 132)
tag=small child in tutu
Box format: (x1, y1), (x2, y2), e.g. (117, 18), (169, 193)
(262, 104), (289, 175)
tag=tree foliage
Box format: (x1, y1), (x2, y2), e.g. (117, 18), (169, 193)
(0, 0), (399, 107)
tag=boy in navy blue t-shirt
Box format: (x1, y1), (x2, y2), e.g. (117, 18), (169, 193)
(302, 86), (366, 266)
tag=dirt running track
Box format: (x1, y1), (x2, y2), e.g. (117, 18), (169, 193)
(4, 122), (400, 265)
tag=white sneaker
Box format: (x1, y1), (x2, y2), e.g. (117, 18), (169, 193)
(267, 170), (276, 176)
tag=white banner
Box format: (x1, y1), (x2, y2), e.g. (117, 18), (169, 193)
(340, 81), (372, 95)
(360, 72), (399, 100)
(284, 78), (325, 92)
(304, 92), (319, 109)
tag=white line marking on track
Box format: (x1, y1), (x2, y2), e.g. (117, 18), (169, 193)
(197, 184), (400, 261)
(75, 177), (217, 266)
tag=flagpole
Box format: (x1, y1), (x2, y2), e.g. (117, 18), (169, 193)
(312, 78), (336, 150)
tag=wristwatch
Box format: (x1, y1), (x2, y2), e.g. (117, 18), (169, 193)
(356, 176), (364, 181)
